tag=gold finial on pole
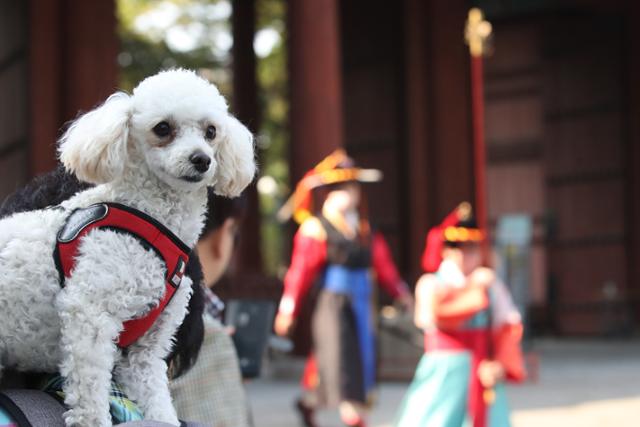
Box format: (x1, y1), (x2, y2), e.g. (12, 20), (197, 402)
(465, 8), (492, 57)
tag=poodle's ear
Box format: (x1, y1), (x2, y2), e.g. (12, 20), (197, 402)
(58, 92), (132, 184)
(213, 116), (256, 197)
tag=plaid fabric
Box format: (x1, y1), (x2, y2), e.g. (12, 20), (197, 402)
(203, 286), (225, 321)
(41, 374), (144, 424)
(170, 313), (251, 427)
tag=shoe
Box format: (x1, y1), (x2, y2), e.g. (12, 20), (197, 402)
(295, 398), (317, 427)
(343, 416), (367, 427)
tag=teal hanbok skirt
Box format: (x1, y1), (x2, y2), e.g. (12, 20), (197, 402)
(395, 351), (512, 427)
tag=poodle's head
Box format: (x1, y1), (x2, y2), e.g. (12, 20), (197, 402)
(58, 69), (255, 197)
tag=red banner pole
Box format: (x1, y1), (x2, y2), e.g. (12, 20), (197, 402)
(470, 54), (489, 264)
(466, 8), (492, 266)
(466, 9), (496, 415)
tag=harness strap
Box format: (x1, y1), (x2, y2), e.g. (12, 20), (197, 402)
(54, 203), (190, 348)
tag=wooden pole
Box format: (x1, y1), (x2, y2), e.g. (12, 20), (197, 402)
(466, 8), (495, 415)
(465, 8), (492, 265)
(470, 54), (489, 259)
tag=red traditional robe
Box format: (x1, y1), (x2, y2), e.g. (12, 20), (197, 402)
(278, 230), (409, 317)
(278, 220), (409, 397)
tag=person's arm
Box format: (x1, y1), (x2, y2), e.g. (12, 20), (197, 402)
(414, 274), (436, 329)
(493, 322), (526, 382)
(491, 279), (526, 382)
(415, 273), (487, 330)
(275, 218), (327, 335)
(433, 285), (489, 329)
(430, 268), (491, 330)
(371, 233), (411, 302)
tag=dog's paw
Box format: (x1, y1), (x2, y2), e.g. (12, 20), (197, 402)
(63, 408), (112, 427)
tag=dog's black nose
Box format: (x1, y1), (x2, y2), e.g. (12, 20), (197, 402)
(189, 151), (211, 173)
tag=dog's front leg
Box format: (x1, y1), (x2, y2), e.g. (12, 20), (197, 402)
(57, 291), (121, 427)
(114, 276), (193, 425)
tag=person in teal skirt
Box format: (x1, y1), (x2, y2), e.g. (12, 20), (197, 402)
(395, 203), (526, 427)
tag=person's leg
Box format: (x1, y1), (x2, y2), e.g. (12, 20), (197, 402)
(295, 317), (324, 427)
(295, 394), (317, 427)
(295, 357), (318, 427)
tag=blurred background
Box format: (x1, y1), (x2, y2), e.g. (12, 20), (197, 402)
(1, 0), (639, 425)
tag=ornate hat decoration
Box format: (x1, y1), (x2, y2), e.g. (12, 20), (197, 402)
(421, 202), (485, 272)
(277, 149), (382, 224)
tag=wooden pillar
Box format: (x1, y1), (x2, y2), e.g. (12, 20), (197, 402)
(288, 0), (344, 182)
(627, 1), (640, 326)
(429, 0), (475, 220)
(403, 0), (433, 280)
(231, 0), (263, 273)
(402, 0), (474, 279)
(286, 0), (343, 356)
(29, 0), (118, 177)
(28, 0), (63, 176)
(0, 1), (29, 200)
(63, 0), (119, 119)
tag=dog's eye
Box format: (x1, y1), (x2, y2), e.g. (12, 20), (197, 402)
(205, 125), (216, 141)
(153, 121), (172, 138)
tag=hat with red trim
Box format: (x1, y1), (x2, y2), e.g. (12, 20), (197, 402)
(421, 202), (485, 272)
(277, 149), (382, 224)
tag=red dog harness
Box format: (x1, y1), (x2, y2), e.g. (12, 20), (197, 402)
(54, 202), (190, 348)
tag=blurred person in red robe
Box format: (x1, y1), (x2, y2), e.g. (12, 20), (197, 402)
(274, 150), (413, 427)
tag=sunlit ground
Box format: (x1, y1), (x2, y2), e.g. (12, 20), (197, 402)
(247, 339), (640, 427)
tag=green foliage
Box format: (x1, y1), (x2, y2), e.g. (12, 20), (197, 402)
(255, 0), (289, 275)
(118, 33), (224, 93)
(116, 0), (231, 94)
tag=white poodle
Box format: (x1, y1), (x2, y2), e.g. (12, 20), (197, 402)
(0, 69), (255, 426)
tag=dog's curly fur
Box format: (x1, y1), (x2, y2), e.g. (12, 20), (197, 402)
(0, 165), (206, 381)
(0, 69), (255, 427)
